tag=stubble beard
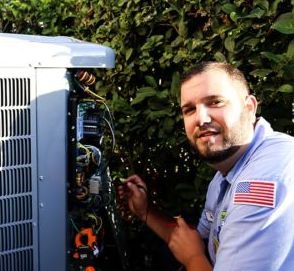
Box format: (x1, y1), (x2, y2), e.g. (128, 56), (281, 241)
(192, 110), (252, 164)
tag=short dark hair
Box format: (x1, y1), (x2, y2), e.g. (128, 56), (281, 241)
(181, 61), (250, 94)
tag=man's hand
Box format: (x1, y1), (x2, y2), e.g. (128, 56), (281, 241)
(168, 217), (211, 270)
(117, 174), (148, 222)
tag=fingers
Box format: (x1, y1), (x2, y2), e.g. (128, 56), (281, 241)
(175, 216), (188, 228)
(123, 175), (147, 194)
(116, 174), (147, 199)
(116, 184), (128, 200)
(124, 174), (146, 186)
(126, 181), (147, 198)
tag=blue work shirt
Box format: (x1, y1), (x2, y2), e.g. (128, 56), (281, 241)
(197, 117), (294, 271)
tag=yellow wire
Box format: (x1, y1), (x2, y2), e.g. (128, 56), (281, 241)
(77, 143), (91, 158)
(84, 87), (105, 102)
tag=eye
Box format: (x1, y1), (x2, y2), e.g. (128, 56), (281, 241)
(182, 106), (195, 116)
(208, 99), (225, 107)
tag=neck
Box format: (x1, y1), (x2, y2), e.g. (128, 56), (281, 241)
(210, 121), (256, 176)
(210, 143), (250, 176)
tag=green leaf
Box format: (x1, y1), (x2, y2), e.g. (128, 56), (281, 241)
(277, 84), (294, 93)
(286, 39), (294, 60)
(171, 36), (184, 47)
(230, 11), (238, 23)
(224, 36), (235, 52)
(145, 75), (158, 88)
(242, 7), (265, 18)
(156, 89), (169, 99)
(131, 87), (157, 105)
(244, 38), (260, 47)
(250, 69), (272, 77)
(178, 18), (187, 38)
(118, 0), (128, 7)
(254, 0), (269, 11)
(141, 35), (164, 50)
(145, 109), (171, 121)
(261, 52), (286, 63)
(221, 3), (237, 14)
(272, 12), (294, 34)
(125, 48), (133, 61)
(269, 0), (283, 15)
(111, 93), (134, 114)
(214, 51), (226, 62)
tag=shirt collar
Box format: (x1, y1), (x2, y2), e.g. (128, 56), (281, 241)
(225, 117), (273, 184)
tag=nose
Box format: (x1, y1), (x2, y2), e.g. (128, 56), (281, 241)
(196, 105), (211, 127)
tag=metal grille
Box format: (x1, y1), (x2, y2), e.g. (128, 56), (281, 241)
(0, 108), (31, 137)
(0, 249), (33, 271)
(0, 77), (33, 271)
(0, 167), (32, 196)
(0, 78), (30, 107)
(0, 195), (32, 224)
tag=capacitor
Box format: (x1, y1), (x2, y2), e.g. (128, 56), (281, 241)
(75, 70), (96, 86)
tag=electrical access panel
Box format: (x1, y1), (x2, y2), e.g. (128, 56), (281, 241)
(0, 33), (128, 271)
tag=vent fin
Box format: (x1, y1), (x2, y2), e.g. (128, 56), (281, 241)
(0, 78), (30, 107)
(0, 76), (34, 271)
(0, 249), (33, 271)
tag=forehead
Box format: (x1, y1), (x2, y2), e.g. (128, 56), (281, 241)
(180, 69), (242, 104)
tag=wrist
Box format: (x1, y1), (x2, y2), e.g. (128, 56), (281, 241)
(138, 203), (149, 223)
(185, 254), (212, 271)
(144, 203), (149, 223)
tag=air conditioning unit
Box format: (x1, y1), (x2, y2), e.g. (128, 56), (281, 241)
(0, 33), (127, 271)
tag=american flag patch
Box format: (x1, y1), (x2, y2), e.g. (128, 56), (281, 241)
(233, 181), (276, 208)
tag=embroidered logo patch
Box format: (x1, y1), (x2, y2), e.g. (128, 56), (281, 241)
(205, 210), (214, 222)
(233, 180), (276, 208)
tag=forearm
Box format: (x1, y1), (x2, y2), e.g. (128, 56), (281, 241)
(145, 208), (212, 271)
(185, 254), (212, 271)
(142, 204), (176, 243)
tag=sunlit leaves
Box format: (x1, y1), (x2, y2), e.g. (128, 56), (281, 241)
(224, 36), (235, 52)
(277, 84), (294, 93)
(250, 69), (272, 77)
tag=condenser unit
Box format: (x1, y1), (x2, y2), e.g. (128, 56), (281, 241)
(0, 33), (126, 271)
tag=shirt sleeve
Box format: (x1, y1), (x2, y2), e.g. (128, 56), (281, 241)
(197, 209), (210, 239)
(214, 180), (294, 271)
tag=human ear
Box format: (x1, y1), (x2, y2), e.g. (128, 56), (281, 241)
(245, 95), (258, 123)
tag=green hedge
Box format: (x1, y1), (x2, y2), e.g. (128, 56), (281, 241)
(1, 0), (293, 267)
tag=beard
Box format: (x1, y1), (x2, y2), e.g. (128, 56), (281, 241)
(191, 108), (253, 164)
(195, 144), (241, 164)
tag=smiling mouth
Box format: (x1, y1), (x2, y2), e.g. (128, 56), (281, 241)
(195, 130), (219, 139)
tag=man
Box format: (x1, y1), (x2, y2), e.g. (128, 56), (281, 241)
(118, 62), (294, 271)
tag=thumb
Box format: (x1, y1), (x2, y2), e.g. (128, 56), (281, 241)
(176, 216), (187, 227)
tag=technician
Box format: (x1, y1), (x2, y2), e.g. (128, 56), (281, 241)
(118, 62), (294, 271)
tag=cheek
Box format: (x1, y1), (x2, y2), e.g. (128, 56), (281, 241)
(184, 118), (195, 138)
(214, 108), (242, 132)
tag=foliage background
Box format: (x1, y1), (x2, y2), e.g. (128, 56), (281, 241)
(1, 0), (293, 270)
